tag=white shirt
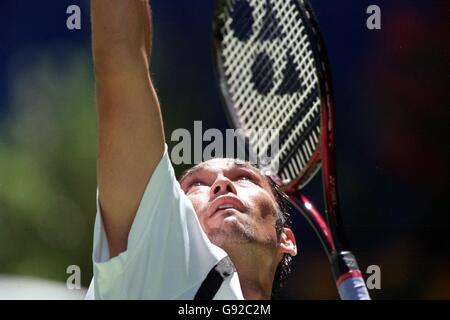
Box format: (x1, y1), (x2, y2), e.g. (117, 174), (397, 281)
(85, 145), (244, 300)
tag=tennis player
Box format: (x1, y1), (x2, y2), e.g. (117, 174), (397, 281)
(85, 0), (297, 300)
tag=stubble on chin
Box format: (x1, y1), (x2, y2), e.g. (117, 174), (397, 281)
(206, 217), (257, 249)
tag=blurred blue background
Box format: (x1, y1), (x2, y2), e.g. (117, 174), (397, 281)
(0, 0), (448, 299)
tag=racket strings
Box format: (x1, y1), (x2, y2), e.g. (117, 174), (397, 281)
(227, 3), (305, 121)
(224, 1), (316, 123)
(219, 0), (321, 181)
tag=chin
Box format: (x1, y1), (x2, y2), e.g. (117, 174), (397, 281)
(206, 218), (255, 247)
(209, 215), (240, 233)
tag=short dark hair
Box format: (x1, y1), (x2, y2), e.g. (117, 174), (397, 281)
(265, 176), (294, 297)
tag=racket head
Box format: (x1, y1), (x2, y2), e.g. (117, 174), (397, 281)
(212, 0), (335, 192)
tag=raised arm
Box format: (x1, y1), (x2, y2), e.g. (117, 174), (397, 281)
(91, 0), (165, 257)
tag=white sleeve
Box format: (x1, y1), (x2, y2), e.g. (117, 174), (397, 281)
(88, 145), (231, 299)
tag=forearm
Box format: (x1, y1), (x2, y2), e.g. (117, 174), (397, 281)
(91, 0), (152, 75)
(90, 0), (165, 257)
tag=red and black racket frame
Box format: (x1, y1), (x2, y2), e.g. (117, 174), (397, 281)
(280, 0), (368, 294)
(211, 0), (369, 298)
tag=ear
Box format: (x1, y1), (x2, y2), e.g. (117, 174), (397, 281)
(278, 228), (297, 257)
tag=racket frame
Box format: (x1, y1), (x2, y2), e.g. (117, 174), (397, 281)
(211, 0), (370, 299)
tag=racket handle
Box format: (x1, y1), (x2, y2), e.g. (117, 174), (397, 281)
(331, 251), (371, 300)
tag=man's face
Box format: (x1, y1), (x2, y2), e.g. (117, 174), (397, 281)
(180, 159), (280, 249)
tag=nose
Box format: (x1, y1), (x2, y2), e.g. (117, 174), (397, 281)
(210, 174), (237, 199)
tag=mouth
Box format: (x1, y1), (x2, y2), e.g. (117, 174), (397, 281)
(217, 204), (236, 210)
(215, 204), (240, 215)
(208, 196), (247, 218)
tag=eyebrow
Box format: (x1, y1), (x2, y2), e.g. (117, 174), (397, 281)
(179, 165), (207, 183)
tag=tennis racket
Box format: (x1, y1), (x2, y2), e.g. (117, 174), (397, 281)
(212, 0), (370, 300)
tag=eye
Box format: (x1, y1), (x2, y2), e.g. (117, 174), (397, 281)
(188, 181), (205, 188)
(236, 175), (254, 182)
(183, 180), (205, 194)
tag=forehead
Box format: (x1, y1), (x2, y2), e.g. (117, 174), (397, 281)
(180, 158), (263, 181)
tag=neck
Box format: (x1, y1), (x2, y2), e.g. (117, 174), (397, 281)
(225, 244), (278, 300)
